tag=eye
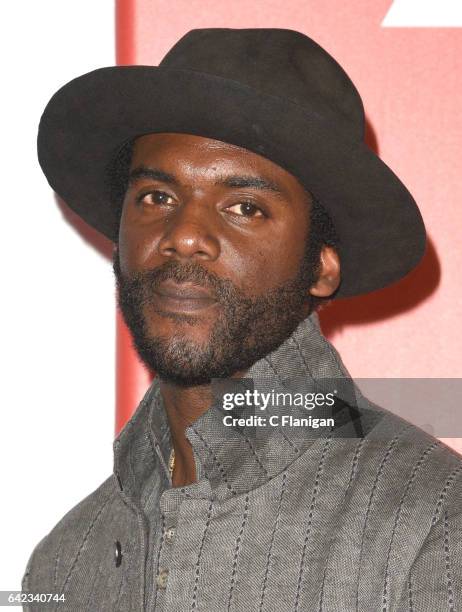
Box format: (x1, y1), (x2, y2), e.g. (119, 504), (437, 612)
(136, 190), (175, 207)
(226, 201), (264, 218)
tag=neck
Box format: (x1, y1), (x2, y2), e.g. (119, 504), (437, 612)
(159, 381), (210, 486)
(160, 368), (248, 487)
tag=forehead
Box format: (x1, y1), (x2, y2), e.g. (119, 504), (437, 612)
(130, 132), (307, 193)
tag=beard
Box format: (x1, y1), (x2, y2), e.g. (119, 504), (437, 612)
(112, 249), (318, 387)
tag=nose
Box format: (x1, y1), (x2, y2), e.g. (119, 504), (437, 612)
(157, 200), (220, 262)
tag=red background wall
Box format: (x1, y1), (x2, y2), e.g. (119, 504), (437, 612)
(115, 0), (462, 451)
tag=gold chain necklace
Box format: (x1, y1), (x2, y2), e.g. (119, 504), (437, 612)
(168, 448), (175, 481)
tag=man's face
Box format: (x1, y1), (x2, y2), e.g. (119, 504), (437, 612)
(114, 133), (321, 386)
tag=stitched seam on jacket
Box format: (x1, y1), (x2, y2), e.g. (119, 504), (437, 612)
(259, 471), (287, 611)
(191, 501), (213, 610)
(355, 425), (409, 612)
(150, 512), (166, 611)
(189, 425), (237, 495)
(289, 335), (316, 380)
(407, 576), (414, 612)
(305, 316), (348, 378)
(432, 462), (462, 526)
(444, 510), (456, 612)
(58, 489), (116, 602)
(294, 435), (332, 611)
(381, 442), (438, 612)
(114, 523), (135, 612)
(318, 438), (366, 612)
(264, 355), (300, 455)
(239, 434), (269, 477)
(53, 530), (65, 591)
(227, 494), (250, 612)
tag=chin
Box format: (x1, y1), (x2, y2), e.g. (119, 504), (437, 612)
(146, 310), (215, 347)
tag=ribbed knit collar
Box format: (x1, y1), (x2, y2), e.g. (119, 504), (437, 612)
(113, 312), (379, 506)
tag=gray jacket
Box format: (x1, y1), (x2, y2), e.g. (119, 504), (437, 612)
(22, 313), (462, 611)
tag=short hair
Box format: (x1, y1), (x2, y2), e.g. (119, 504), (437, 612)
(107, 138), (340, 309)
(107, 139), (135, 222)
(306, 195), (340, 309)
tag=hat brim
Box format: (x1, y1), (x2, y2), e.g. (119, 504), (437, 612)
(38, 66), (426, 299)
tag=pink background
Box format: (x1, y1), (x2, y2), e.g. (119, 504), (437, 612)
(116, 0), (462, 450)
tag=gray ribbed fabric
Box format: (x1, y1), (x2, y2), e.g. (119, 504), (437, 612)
(22, 313), (462, 611)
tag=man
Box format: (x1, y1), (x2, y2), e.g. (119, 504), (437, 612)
(23, 29), (461, 611)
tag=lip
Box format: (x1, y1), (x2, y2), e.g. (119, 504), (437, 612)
(152, 280), (218, 313)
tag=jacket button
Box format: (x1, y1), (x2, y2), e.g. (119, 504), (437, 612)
(156, 568), (169, 589)
(165, 527), (176, 544)
(114, 540), (122, 567)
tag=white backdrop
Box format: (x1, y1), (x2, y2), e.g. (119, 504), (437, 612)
(383, 0), (462, 26)
(0, 0), (115, 593)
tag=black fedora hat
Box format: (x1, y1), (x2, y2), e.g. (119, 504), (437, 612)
(37, 28), (426, 299)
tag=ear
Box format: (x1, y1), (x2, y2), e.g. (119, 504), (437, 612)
(309, 245), (341, 298)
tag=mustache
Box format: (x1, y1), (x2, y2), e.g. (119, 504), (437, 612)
(113, 255), (238, 303)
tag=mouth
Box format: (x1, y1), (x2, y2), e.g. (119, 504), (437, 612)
(152, 280), (219, 314)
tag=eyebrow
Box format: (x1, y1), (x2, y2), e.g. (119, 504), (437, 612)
(128, 166), (178, 186)
(218, 175), (286, 198)
(128, 166), (287, 198)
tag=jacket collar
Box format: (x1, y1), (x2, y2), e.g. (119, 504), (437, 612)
(113, 312), (377, 505)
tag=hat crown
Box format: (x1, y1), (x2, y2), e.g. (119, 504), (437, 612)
(160, 28), (365, 140)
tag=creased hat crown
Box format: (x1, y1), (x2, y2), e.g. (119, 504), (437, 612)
(160, 28), (365, 140)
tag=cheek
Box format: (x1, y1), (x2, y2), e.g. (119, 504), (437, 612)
(118, 209), (160, 274)
(226, 222), (308, 294)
